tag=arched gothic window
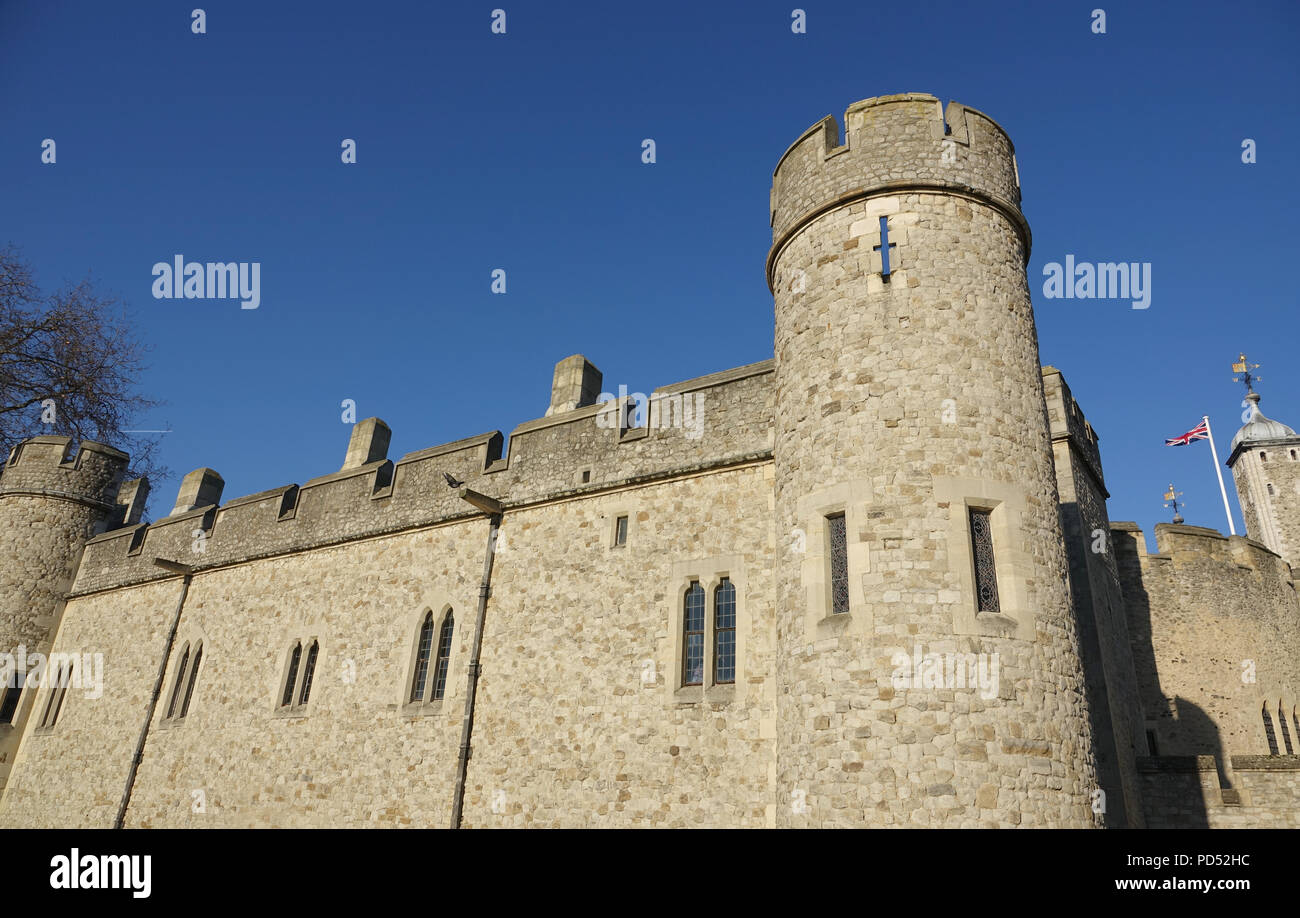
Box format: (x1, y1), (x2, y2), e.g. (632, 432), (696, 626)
(1263, 702), (1280, 755)
(166, 645), (191, 719)
(410, 612), (435, 703)
(165, 642), (203, 721)
(297, 641), (319, 706)
(280, 642), (302, 708)
(409, 611), (453, 705)
(38, 663), (73, 729)
(180, 644), (202, 718)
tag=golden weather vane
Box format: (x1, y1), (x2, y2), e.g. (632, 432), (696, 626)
(1163, 483), (1185, 524)
(1232, 353), (1261, 393)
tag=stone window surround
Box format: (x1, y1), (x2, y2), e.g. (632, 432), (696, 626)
(273, 633), (322, 718)
(401, 601), (458, 717)
(31, 660), (75, 735)
(606, 506), (636, 549)
(0, 671), (25, 731)
(795, 481), (873, 643)
(667, 555), (748, 706)
(933, 476), (1036, 641)
(157, 631), (207, 728)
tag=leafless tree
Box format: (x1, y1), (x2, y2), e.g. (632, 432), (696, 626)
(0, 245), (168, 508)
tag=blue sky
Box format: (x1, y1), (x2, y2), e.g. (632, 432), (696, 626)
(2, 0), (1297, 540)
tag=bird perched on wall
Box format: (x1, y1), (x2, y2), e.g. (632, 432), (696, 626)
(443, 472), (464, 489)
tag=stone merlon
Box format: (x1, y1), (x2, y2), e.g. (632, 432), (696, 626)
(170, 468), (225, 516)
(546, 355), (603, 417)
(342, 418), (392, 470)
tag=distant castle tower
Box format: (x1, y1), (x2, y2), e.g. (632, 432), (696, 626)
(1227, 366), (1300, 571)
(0, 436), (141, 787)
(768, 94), (1099, 826)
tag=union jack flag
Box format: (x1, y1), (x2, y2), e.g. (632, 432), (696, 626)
(1165, 419), (1209, 446)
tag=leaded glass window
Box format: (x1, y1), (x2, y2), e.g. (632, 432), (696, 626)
(410, 612), (435, 703)
(682, 583), (705, 686)
(167, 646), (190, 719)
(714, 579), (736, 684)
(969, 508), (1001, 613)
(1279, 699), (1294, 754)
(281, 643), (302, 708)
(297, 641), (319, 706)
(828, 514), (848, 615)
(179, 644), (202, 718)
(432, 613), (454, 700)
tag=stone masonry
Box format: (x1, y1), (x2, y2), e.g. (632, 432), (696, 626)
(0, 95), (1296, 828)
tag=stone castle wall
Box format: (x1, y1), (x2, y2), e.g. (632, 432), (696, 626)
(1, 460), (775, 827)
(69, 361), (774, 597)
(0, 436), (129, 792)
(1043, 367), (1147, 827)
(1111, 522), (1300, 771)
(459, 462), (775, 827)
(1138, 755), (1300, 828)
(2, 92), (1297, 830)
(0, 360), (779, 828)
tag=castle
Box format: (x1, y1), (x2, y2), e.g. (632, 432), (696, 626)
(1, 93), (1297, 828)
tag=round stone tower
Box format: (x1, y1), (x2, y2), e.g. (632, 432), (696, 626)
(0, 436), (130, 712)
(768, 94), (1099, 827)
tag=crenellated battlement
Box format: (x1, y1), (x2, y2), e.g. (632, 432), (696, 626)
(1111, 521), (1295, 584)
(767, 93), (1025, 287)
(1042, 367), (1106, 494)
(0, 435), (129, 511)
(1112, 520), (1300, 773)
(69, 358), (776, 595)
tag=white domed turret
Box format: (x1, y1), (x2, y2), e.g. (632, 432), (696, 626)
(1230, 392), (1296, 452)
(1227, 388), (1300, 569)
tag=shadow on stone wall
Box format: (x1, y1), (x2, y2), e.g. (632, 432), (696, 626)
(1124, 563), (1219, 827)
(1059, 501), (1130, 827)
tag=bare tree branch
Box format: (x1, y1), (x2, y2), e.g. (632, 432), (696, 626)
(0, 244), (169, 517)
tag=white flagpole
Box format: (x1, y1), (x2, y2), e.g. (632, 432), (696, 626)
(1203, 414), (1236, 535)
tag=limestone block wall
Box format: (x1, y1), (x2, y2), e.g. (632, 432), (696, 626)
(768, 95), (1098, 827)
(1, 462), (774, 828)
(0, 437), (128, 650)
(1, 357), (779, 828)
(3, 517), (489, 828)
(1112, 522), (1300, 771)
(1138, 754), (1300, 828)
(0, 436), (129, 792)
(1042, 367), (1147, 827)
(767, 93), (1021, 250)
(496, 361), (775, 504)
(0, 577), (179, 826)
(461, 462), (776, 827)
(68, 363), (775, 598)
